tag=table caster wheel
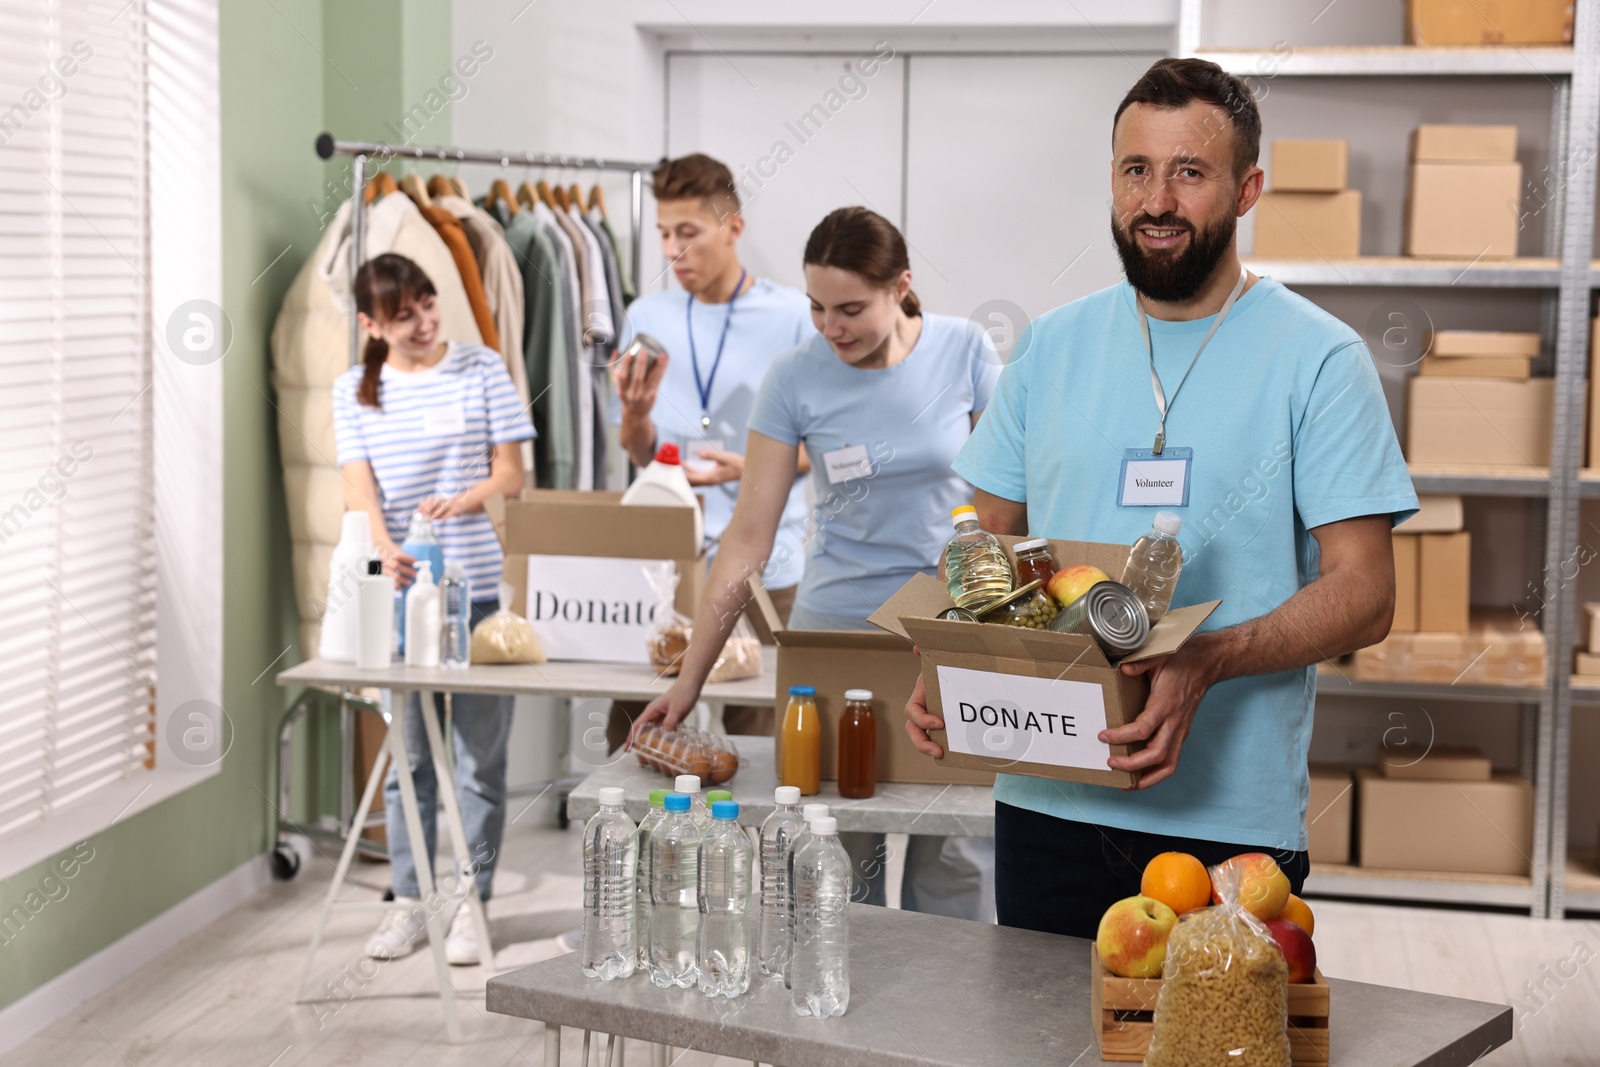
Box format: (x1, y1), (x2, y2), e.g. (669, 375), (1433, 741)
(558, 794), (570, 830)
(270, 843), (301, 880)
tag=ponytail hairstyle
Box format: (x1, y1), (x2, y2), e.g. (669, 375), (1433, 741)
(353, 253), (438, 408)
(802, 206), (921, 318)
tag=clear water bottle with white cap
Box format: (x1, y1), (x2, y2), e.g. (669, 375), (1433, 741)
(676, 773), (711, 832)
(1122, 511), (1185, 623)
(757, 786), (805, 980)
(648, 792), (701, 988)
(696, 800), (753, 997)
(785, 803), (830, 991)
(789, 815), (851, 1018)
(581, 787), (637, 980)
(439, 562), (471, 668)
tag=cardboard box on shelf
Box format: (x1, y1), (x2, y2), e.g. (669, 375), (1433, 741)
(747, 579), (993, 787)
(1418, 355), (1532, 380)
(1404, 162), (1522, 258)
(1409, 124), (1519, 163)
(1418, 531), (1471, 634)
(868, 536), (1220, 789)
(1271, 139), (1349, 192)
(1431, 330), (1541, 357)
(1355, 768), (1533, 876)
(1586, 602), (1600, 652)
(1575, 650), (1600, 677)
(1377, 744), (1492, 781)
(1407, 0), (1574, 46)
(1307, 764), (1354, 866)
(1590, 317), (1600, 470)
(1253, 190), (1361, 259)
(1392, 534), (1419, 633)
(502, 489), (704, 664)
(1406, 377), (1554, 467)
(1396, 495), (1464, 533)
(1353, 609), (1546, 686)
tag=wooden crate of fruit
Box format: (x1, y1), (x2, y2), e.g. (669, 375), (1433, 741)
(1090, 944), (1331, 1064)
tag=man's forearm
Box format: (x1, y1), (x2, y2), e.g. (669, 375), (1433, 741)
(619, 415), (657, 468)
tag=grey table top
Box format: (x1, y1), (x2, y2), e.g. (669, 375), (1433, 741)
(275, 649), (778, 708)
(487, 904), (1511, 1067)
(567, 735), (995, 837)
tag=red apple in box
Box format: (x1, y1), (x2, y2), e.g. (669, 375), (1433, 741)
(1264, 917), (1317, 983)
(1095, 895), (1178, 978)
(1211, 852), (1291, 921)
(1047, 564), (1111, 608)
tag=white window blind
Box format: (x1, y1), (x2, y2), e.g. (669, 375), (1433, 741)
(0, 0), (156, 838)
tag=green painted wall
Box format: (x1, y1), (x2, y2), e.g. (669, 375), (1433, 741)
(0, 0), (452, 1013)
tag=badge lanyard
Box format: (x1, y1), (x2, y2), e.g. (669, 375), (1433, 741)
(1137, 267), (1248, 455)
(687, 268), (748, 432)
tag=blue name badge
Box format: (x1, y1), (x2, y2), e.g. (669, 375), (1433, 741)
(1118, 447), (1192, 507)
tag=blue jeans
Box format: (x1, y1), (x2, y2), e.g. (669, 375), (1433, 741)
(384, 599), (512, 902)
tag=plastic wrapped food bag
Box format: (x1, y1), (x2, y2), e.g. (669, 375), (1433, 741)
(470, 583), (547, 665)
(644, 562), (762, 683)
(1144, 860), (1292, 1067)
(633, 724), (739, 784)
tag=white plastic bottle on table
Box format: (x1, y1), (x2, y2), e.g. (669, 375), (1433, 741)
(439, 562), (471, 668)
(621, 442), (705, 547)
(320, 511), (373, 662)
(789, 815), (851, 1018)
(784, 802), (831, 991)
(675, 773), (712, 832)
(757, 786), (805, 981)
(403, 561), (442, 668)
(581, 787), (638, 980)
(648, 792), (701, 988)
(945, 505), (1014, 608)
(696, 800), (753, 997)
(633, 789), (668, 971)
(1122, 511), (1185, 623)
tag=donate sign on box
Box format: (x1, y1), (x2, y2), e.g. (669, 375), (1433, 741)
(935, 666), (1113, 772)
(523, 554), (670, 664)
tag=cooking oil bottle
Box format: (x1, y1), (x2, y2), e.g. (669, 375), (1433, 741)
(944, 506), (1014, 609)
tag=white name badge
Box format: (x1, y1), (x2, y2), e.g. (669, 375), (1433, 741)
(683, 437), (725, 476)
(822, 443), (874, 485)
(1118, 446), (1192, 507)
(420, 403), (466, 438)
(935, 665), (1112, 771)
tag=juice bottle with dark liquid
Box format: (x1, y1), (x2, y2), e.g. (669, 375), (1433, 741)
(837, 688), (877, 799)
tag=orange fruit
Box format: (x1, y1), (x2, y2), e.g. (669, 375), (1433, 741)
(1280, 893), (1315, 937)
(1141, 851), (1212, 915)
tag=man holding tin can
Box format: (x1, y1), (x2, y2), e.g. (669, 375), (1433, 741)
(904, 57), (1417, 939)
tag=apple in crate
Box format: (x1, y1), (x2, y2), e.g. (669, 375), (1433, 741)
(1211, 852), (1291, 921)
(1047, 564), (1112, 608)
(1095, 895), (1179, 978)
(1263, 917), (1317, 983)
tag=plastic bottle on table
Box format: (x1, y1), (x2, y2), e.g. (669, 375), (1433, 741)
(675, 773), (712, 832)
(789, 815), (851, 1018)
(837, 689), (877, 800)
(757, 786), (805, 981)
(649, 793), (701, 989)
(784, 803), (831, 992)
(396, 512), (446, 654)
(696, 800), (753, 998)
(439, 562), (471, 668)
(403, 561), (441, 669)
(1122, 511), (1185, 623)
(320, 511), (373, 662)
(620, 442), (705, 547)
(581, 786), (638, 980)
(945, 505), (1014, 609)
(634, 789), (668, 971)
(780, 686), (821, 795)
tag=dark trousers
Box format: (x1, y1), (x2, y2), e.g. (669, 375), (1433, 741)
(995, 800), (1310, 941)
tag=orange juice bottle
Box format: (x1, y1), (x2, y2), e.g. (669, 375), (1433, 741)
(780, 685), (821, 795)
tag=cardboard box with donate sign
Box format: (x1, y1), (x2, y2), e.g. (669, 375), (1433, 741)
(867, 535), (1220, 789)
(502, 489), (704, 664)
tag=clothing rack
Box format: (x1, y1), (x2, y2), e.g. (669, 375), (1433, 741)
(315, 132), (657, 367)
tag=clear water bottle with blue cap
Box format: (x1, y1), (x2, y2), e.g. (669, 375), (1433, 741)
(581, 786), (637, 980)
(648, 792), (701, 988)
(696, 799), (753, 997)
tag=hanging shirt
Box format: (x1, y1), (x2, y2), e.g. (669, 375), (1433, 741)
(953, 278), (1418, 852)
(749, 313), (1000, 616)
(615, 277), (815, 589)
(332, 342), (536, 593)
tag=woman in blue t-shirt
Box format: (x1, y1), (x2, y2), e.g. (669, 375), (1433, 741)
(632, 207), (1000, 921)
(331, 253), (535, 966)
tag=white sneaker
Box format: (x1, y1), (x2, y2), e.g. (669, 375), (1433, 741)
(365, 898), (425, 960)
(445, 903), (481, 966)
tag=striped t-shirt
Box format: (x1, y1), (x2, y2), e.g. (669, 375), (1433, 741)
(332, 343), (535, 594)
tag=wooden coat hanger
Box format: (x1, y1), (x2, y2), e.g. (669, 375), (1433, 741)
(534, 179), (555, 209)
(488, 178), (519, 216)
(516, 180), (539, 208)
(551, 184), (570, 211)
(426, 174), (457, 200)
(568, 183), (586, 213)
(363, 171), (398, 204)
(449, 175), (469, 199)
(398, 172), (433, 209)
(590, 183), (608, 219)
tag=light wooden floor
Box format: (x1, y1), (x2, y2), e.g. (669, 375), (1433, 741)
(5, 821), (1598, 1066)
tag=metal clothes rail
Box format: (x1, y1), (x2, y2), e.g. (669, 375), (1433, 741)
(314, 132), (657, 368)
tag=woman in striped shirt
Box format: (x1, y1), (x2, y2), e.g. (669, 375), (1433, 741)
(332, 253), (535, 966)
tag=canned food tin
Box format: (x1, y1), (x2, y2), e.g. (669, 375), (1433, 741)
(1048, 580), (1150, 656)
(937, 606), (980, 623)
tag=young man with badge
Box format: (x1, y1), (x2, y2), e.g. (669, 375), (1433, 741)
(608, 154), (815, 740)
(903, 58), (1418, 939)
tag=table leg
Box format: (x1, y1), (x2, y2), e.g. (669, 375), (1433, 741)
(545, 1023), (560, 1065)
(388, 690), (462, 1043)
(605, 1034), (618, 1067)
(650, 1042), (666, 1067)
(417, 690), (496, 969)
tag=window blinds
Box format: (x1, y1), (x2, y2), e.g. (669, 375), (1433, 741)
(0, 0), (156, 838)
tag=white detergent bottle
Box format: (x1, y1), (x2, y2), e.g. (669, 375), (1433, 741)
(319, 511), (373, 662)
(621, 443), (704, 547)
(404, 561), (442, 668)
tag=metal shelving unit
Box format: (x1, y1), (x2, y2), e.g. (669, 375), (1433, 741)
(1181, 1), (1600, 919)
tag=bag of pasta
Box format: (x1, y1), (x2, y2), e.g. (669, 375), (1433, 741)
(1144, 858), (1292, 1067)
(470, 583), (547, 665)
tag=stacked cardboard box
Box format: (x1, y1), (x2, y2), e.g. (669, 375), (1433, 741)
(1406, 376), (1554, 467)
(1306, 764), (1353, 866)
(1254, 140), (1361, 259)
(1357, 750), (1533, 876)
(1588, 317), (1600, 470)
(1573, 603), (1600, 677)
(1390, 495), (1468, 634)
(1356, 609), (1546, 686)
(1419, 330), (1539, 380)
(1407, 0), (1573, 45)
(1404, 125), (1522, 259)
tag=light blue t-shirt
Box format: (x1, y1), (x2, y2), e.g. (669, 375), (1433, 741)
(750, 313), (1001, 619)
(953, 278), (1417, 852)
(614, 277), (815, 589)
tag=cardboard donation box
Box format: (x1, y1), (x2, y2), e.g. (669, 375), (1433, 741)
(868, 536), (1220, 789)
(749, 579), (993, 787)
(1407, 0), (1574, 45)
(1391, 534), (1419, 633)
(1377, 744), (1491, 781)
(1271, 139), (1348, 193)
(1307, 764), (1353, 866)
(502, 490), (704, 664)
(1254, 191), (1362, 259)
(1356, 768), (1533, 876)
(1354, 610), (1546, 686)
(1396, 494), (1465, 533)
(1406, 377), (1554, 467)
